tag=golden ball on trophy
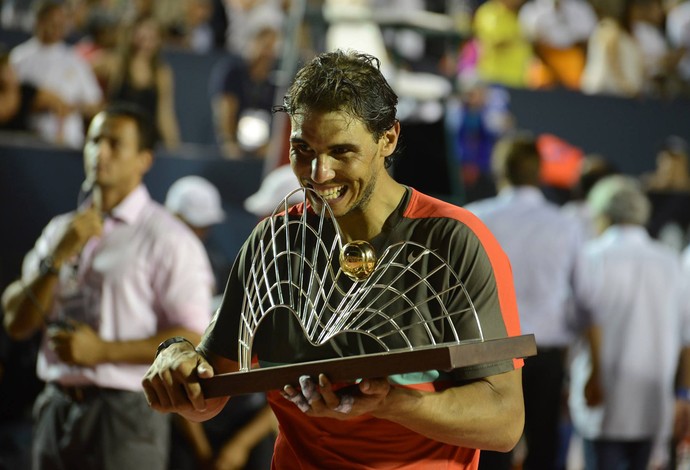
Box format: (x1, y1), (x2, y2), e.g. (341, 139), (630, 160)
(339, 240), (377, 281)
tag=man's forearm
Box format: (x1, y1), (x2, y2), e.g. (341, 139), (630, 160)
(101, 328), (204, 365)
(374, 368), (524, 451)
(2, 272), (60, 340)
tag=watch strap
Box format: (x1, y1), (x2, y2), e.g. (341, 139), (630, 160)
(155, 336), (195, 359)
(39, 256), (60, 276)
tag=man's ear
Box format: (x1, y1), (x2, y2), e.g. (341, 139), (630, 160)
(138, 149), (154, 175)
(380, 121), (400, 158)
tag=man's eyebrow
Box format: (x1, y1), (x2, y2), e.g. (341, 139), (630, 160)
(289, 137), (358, 152)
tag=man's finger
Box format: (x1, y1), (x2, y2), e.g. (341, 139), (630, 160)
(333, 395), (354, 413)
(282, 384), (310, 412)
(299, 375), (322, 404)
(360, 377), (390, 395)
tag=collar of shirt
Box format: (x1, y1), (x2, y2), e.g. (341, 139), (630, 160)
(109, 185), (150, 225)
(600, 224), (650, 244)
(78, 185), (150, 225)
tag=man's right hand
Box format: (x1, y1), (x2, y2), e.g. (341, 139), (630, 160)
(141, 341), (216, 415)
(53, 207), (103, 264)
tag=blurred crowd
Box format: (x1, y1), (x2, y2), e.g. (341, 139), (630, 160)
(1, 0), (689, 154)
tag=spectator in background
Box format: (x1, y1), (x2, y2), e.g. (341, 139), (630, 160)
(562, 154), (619, 239)
(641, 135), (690, 251)
(210, 21), (281, 159)
(446, 75), (514, 204)
(74, 10), (121, 95)
(673, 245), (690, 468)
(101, 14), (181, 150)
(243, 164), (302, 218)
(0, 49), (70, 134)
(629, 0), (685, 97)
(465, 133), (583, 470)
(1, 103), (214, 470)
(518, 0), (597, 90)
(581, 0), (646, 97)
(223, 0), (286, 55)
(164, 175), (228, 299)
(642, 135), (690, 193)
(568, 175), (690, 469)
(473, 0), (534, 88)
(9, 0), (103, 148)
(666, 0), (690, 96)
(178, 0), (216, 53)
(1, 0), (35, 32)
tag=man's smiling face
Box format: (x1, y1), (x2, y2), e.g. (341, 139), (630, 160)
(289, 110), (391, 220)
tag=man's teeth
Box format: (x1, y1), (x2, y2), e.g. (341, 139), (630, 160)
(317, 186), (344, 200)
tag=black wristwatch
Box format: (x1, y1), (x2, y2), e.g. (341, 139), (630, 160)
(39, 256), (60, 276)
(155, 336), (195, 359)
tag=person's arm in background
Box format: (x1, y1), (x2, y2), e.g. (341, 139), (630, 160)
(583, 325), (604, 406)
(209, 58), (243, 159)
(156, 63), (181, 150)
(214, 404), (278, 470)
(172, 414), (214, 470)
(0, 64), (21, 123)
(673, 258), (690, 443)
(173, 403), (278, 470)
(32, 87), (73, 117)
(212, 92), (241, 159)
(674, 348), (690, 440)
(45, 325), (204, 366)
(73, 55), (104, 121)
(2, 209), (102, 340)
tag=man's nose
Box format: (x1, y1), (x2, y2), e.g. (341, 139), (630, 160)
(311, 155), (335, 183)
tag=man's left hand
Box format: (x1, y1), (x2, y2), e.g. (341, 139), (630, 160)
(48, 322), (106, 366)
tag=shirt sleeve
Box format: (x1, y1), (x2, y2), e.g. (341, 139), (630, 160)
(680, 248), (690, 346)
(72, 54), (103, 105)
(570, 246), (601, 331)
(21, 214), (73, 283)
(152, 227), (215, 335)
(202, 222), (264, 360)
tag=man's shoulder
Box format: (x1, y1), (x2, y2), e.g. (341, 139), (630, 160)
(404, 189), (474, 223)
(138, 201), (198, 239)
(534, 197), (578, 221)
(9, 38), (39, 62)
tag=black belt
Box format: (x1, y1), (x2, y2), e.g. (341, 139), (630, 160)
(51, 383), (110, 403)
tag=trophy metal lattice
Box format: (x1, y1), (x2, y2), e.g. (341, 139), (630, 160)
(237, 188), (486, 371)
(203, 188), (535, 397)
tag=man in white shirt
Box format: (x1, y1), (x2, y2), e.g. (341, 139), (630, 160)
(569, 175), (690, 469)
(10, 1), (103, 148)
(465, 133), (583, 469)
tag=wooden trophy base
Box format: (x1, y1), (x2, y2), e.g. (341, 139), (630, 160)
(201, 334), (536, 397)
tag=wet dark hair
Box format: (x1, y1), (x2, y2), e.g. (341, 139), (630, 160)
(276, 50), (400, 167)
(101, 102), (159, 151)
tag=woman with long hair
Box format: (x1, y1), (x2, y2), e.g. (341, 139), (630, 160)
(103, 14), (181, 149)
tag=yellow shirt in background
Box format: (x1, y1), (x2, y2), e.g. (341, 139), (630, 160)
(473, 0), (533, 88)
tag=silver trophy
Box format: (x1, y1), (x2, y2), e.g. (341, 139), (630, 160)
(203, 188), (535, 397)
